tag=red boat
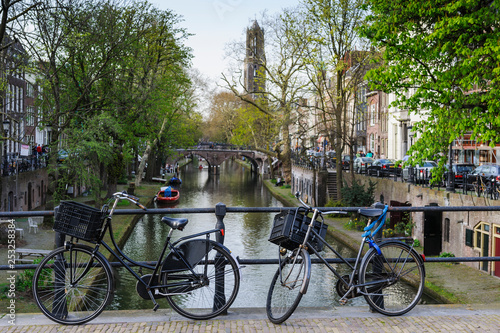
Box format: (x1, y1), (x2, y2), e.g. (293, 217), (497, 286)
(155, 186), (180, 204)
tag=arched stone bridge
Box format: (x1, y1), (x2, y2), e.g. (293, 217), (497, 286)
(171, 148), (273, 174)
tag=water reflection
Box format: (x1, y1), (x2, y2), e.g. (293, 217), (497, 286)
(109, 159), (433, 310)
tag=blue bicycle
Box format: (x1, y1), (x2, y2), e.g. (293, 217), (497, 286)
(266, 192), (425, 324)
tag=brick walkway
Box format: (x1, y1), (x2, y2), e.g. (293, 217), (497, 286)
(2, 305), (500, 332)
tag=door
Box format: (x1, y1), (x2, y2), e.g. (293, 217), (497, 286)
(424, 203), (442, 256)
(494, 226), (500, 278)
(28, 182), (32, 211)
(389, 200), (412, 230)
(482, 233), (490, 272)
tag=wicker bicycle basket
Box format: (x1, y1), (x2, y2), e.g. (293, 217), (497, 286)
(268, 207), (327, 252)
(53, 201), (105, 243)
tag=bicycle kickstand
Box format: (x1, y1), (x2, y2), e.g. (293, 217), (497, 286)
(147, 289), (160, 311)
(338, 286), (356, 306)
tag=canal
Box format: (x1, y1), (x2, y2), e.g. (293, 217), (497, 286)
(108, 158), (432, 310)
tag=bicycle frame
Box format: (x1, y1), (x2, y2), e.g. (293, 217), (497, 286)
(268, 195), (425, 323)
(67, 193), (224, 306)
(292, 202), (402, 300)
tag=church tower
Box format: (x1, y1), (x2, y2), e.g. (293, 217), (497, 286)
(244, 20), (265, 99)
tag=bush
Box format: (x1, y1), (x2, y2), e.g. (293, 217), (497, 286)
(394, 220), (414, 236)
(325, 199), (351, 218)
(16, 258), (44, 295)
(325, 199), (344, 208)
(344, 217), (366, 231)
(383, 228), (395, 238)
(341, 178), (376, 207)
(439, 252), (455, 258)
(413, 239), (421, 247)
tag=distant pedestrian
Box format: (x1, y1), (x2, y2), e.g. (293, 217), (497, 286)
(366, 151), (373, 158)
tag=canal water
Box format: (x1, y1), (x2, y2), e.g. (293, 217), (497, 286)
(108, 158), (431, 310)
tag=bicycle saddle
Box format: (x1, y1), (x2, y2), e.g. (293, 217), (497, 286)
(358, 202), (386, 218)
(161, 217), (189, 230)
(358, 208), (384, 217)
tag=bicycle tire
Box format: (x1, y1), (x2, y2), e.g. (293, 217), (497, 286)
(359, 241), (425, 316)
(32, 244), (113, 325)
(162, 240), (240, 320)
(266, 248), (310, 324)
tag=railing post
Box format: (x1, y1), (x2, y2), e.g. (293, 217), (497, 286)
(53, 206), (68, 319)
(215, 202), (226, 245)
(370, 211), (384, 311)
(214, 202), (226, 313)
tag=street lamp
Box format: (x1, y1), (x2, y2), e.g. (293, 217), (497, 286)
(46, 124), (52, 147)
(3, 120), (9, 134)
(446, 140), (455, 192)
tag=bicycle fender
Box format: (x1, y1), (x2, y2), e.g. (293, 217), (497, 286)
(207, 241), (244, 282)
(229, 249), (244, 282)
(298, 248), (312, 295)
(361, 241), (426, 278)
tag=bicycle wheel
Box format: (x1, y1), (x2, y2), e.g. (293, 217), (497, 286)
(359, 241), (424, 316)
(266, 248), (310, 324)
(32, 244), (113, 325)
(162, 240), (240, 320)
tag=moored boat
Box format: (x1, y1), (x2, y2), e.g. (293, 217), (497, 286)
(155, 186), (180, 204)
(169, 176), (182, 185)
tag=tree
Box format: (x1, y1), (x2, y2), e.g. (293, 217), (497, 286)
(19, 0), (194, 206)
(205, 91), (242, 143)
(359, 0), (500, 176)
(223, 8), (311, 183)
(301, 0), (372, 199)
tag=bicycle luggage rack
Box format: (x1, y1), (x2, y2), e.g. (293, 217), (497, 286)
(268, 207), (327, 252)
(53, 201), (106, 243)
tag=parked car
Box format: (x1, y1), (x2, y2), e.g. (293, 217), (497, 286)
(353, 157), (374, 174)
(470, 164), (500, 182)
(445, 163), (476, 188)
(367, 159), (399, 177)
(326, 151), (337, 167)
(57, 149), (69, 163)
(402, 161), (438, 182)
(341, 155), (350, 170)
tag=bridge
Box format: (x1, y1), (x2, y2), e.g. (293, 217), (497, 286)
(170, 146), (274, 175)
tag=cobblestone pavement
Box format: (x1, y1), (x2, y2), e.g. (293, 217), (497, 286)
(1, 305), (500, 332)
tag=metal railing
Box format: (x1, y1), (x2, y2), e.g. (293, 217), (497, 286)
(1, 203), (500, 271)
(2, 154), (48, 176)
(354, 166), (500, 198)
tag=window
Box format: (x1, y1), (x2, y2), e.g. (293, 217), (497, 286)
(466, 229), (473, 247)
(370, 104), (376, 126)
(26, 107), (35, 126)
(27, 83), (34, 97)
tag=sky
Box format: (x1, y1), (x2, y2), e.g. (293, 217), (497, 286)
(153, 1), (300, 86)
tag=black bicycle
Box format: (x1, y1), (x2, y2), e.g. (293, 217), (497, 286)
(266, 192), (425, 324)
(32, 192), (241, 325)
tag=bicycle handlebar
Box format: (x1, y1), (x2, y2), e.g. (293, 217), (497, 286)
(112, 191), (147, 210)
(295, 191), (347, 215)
